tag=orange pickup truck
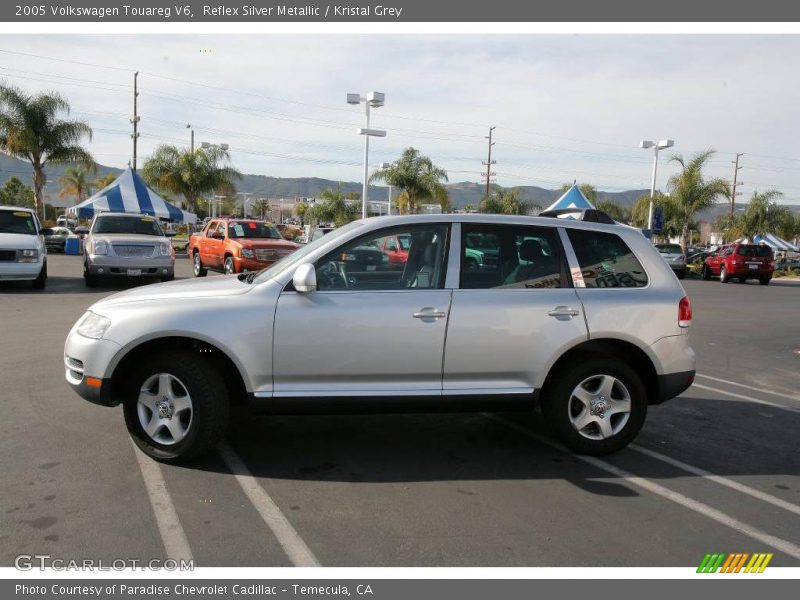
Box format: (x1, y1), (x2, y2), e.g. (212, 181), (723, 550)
(188, 218), (300, 276)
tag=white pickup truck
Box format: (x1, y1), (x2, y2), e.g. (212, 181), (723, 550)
(0, 206), (47, 289)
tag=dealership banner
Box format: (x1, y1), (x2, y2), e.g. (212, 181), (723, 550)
(4, 579), (799, 599)
(3, 0), (800, 22)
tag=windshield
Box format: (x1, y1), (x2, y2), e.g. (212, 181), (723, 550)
(253, 221), (363, 284)
(737, 245), (772, 257)
(655, 244), (683, 254)
(228, 221), (283, 239)
(93, 215), (164, 236)
(0, 210), (37, 234)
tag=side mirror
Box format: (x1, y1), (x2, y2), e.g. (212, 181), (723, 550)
(293, 263), (317, 293)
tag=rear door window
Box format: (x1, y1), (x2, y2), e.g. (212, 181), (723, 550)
(460, 224), (566, 289)
(566, 229), (648, 288)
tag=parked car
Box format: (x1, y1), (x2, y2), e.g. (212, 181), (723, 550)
(83, 212), (175, 287)
(65, 213), (695, 463)
(654, 243), (686, 279)
(702, 243), (774, 285)
(686, 250), (712, 265)
(188, 218), (300, 276)
(775, 257), (800, 271)
(376, 232), (411, 265)
(41, 226), (73, 253)
(0, 206), (47, 289)
(57, 215), (78, 228)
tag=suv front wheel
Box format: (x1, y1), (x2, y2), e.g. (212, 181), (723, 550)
(123, 351), (229, 463)
(543, 358), (647, 455)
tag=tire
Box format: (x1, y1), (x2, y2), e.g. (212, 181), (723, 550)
(223, 255), (236, 275)
(543, 357), (647, 456)
(192, 252), (207, 277)
(737, 277), (747, 283)
(31, 262), (47, 289)
(676, 269), (686, 280)
(161, 273), (175, 283)
(702, 265), (712, 281)
(760, 277), (771, 286)
(719, 266), (729, 283)
(123, 351), (229, 463)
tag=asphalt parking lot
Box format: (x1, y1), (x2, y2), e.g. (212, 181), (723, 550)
(1, 254), (799, 567)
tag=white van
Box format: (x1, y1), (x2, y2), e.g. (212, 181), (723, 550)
(0, 206), (47, 289)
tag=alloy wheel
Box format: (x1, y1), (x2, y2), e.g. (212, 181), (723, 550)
(567, 374), (632, 440)
(136, 373), (193, 445)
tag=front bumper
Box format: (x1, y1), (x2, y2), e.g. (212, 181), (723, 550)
(85, 254), (174, 278)
(233, 256), (276, 272)
(64, 331), (122, 406)
(0, 260), (44, 281)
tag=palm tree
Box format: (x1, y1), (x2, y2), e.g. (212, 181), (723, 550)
(666, 150), (730, 252)
(479, 188), (539, 215)
(141, 144), (241, 214)
(0, 85), (94, 220)
(93, 172), (117, 190)
(737, 190), (789, 239)
(369, 147), (449, 214)
(309, 187), (359, 227)
(59, 165), (96, 203)
(595, 199), (630, 223)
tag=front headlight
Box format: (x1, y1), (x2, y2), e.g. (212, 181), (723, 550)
(156, 241), (172, 256)
(92, 240), (108, 255)
(76, 311), (111, 340)
(18, 249), (38, 263)
(240, 248), (255, 259)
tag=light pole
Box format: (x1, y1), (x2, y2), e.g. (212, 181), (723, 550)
(379, 162), (392, 215)
(187, 124), (194, 152)
(640, 139), (674, 233)
(236, 192), (252, 217)
(347, 92), (386, 219)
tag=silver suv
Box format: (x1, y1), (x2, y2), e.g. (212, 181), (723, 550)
(65, 213), (695, 462)
(84, 212), (175, 287)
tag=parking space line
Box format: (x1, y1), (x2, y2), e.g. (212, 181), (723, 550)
(130, 441), (194, 562)
(218, 443), (321, 567)
(485, 415), (800, 561)
(696, 373), (800, 403)
(691, 383), (800, 414)
(629, 444), (800, 517)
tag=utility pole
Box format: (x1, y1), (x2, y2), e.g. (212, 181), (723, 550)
(482, 126), (496, 197)
(131, 71), (140, 171)
(187, 124), (194, 152)
(730, 153), (744, 218)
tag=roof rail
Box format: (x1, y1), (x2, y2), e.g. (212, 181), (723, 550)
(538, 208), (616, 224)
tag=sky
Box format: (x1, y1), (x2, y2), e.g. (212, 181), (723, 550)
(1, 34), (800, 203)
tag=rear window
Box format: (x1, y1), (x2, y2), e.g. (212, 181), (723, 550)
(567, 229), (648, 288)
(0, 210), (36, 235)
(737, 245), (772, 257)
(656, 244), (683, 254)
(93, 215), (163, 236)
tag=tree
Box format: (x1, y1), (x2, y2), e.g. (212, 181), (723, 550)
(0, 84), (94, 220)
(59, 165), (96, 203)
(0, 176), (35, 208)
(141, 144), (241, 214)
(666, 150), (730, 252)
(294, 200), (309, 225)
(737, 190), (790, 238)
(369, 147), (449, 214)
(594, 199), (630, 223)
(309, 187), (359, 227)
(478, 188), (540, 215)
(93, 172), (117, 190)
(630, 192), (681, 240)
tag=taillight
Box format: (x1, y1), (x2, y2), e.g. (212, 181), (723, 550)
(679, 296), (692, 328)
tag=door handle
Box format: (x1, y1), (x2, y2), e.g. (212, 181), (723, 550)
(413, 308), (447, 319)
(547, 306), (580, 318)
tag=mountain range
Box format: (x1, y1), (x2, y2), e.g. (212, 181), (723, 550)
(2, 154), (798, 222)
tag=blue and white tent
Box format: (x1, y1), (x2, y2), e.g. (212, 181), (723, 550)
(67, 167), (197, 224)
(752, 233), (799, 252)
(544, 184), (596, 212)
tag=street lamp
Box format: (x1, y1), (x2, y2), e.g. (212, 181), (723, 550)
(186, 124), (194, 152)
(348, 92), (386, 219)
(640, 139), (674, 233)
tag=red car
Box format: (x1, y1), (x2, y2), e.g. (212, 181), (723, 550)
(702, 243), (774, 285)
(378, 233), (411, 265)
(189, 219), (299, 276)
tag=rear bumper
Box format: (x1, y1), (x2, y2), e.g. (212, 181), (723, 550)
(728, 266), (773, 277)
(654, 370), (695, 404)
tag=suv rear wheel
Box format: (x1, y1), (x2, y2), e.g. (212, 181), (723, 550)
(759, 276), (771, 286)
(543, 358), (647, 455)
(719, 266), (730, 283)
(123, 351), (229, 463)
